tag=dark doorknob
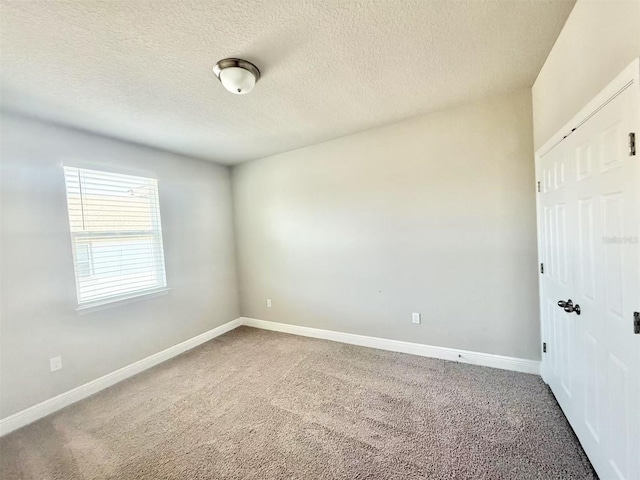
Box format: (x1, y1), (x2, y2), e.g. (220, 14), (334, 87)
(557, 299), (581, 315)
(564, 304), (581, 315)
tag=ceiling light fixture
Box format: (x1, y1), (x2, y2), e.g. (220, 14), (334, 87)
(213, 58), (260, 95)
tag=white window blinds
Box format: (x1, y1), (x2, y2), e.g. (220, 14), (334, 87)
(64, 166), (167, 307)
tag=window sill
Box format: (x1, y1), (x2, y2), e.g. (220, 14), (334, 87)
(75, 287), (171, 315)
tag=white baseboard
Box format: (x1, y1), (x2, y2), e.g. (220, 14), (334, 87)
(241, 317), (541, 376)
(0, 317), (243, 437)
(1, 316), (540, 437)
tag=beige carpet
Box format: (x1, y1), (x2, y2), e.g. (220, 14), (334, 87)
(1, 326), (595, 479)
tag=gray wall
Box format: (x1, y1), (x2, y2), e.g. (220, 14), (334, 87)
(232, 89), (540, 360)
(1, 88), (540, 418)
(0, 114), (240, 417)
(532, 0), (640, 149)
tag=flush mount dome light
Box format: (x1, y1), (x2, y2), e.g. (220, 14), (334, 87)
(213, 58), (260, 95)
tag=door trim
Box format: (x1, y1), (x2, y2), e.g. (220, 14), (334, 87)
(537, 58), (640, 159)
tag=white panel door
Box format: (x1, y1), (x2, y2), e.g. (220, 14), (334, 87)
(538, 139), (578, 414)
(537, 65), (640, 480)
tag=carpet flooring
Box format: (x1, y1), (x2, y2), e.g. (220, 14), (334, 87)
(1, 326), (596, 479)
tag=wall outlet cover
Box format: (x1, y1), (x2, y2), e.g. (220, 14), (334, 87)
(266, 299), (272, 308)
(412, 313), (421, 324)
(50, 356), (62, 372)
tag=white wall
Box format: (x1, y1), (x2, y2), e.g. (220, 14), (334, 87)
(533, 0), (640, 149)
(0, 114), (239, 418)
(232, 89), (540, 360)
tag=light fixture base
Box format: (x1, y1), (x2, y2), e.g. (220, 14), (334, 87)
(213, 58), (260, 82)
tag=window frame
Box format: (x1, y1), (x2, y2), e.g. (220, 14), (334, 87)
(63, 164), (169, 311)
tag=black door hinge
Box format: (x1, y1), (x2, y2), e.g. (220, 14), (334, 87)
(537, 181), (541, 193)
(634, 312), (639, 334)
(630, 133), (636, 156)
(543, 342), (547, 353)
(540, 263), (544, 274)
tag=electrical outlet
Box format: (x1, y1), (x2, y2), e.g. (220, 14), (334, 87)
(412, 313), (421, 324)
(50, 356), (62, 372)
(266, 299), (272, 308)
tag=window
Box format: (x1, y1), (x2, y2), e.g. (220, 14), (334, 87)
(64, 166), (167, 308)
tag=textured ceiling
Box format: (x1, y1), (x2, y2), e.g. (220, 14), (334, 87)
(0, 0), (575, 165)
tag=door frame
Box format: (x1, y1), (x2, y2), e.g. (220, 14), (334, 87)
(535, 57), (640, 383)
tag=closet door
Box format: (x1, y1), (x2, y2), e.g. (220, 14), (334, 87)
(569, 82), (639, 480)
(538, 139), (579, 419)
(537, 63), (640, 480)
